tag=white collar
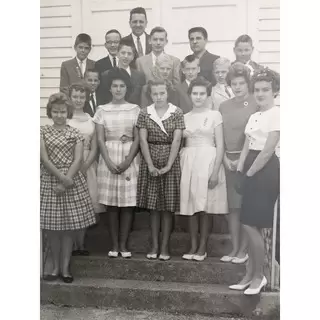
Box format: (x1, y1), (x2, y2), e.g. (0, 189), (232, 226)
(76, 57), (87, 65)
(151, 51), (164, 66)
(108, 55), (119, 64)
(122, 66), (131, 76)
(132, 32), (146, 41)
(185, 80), (190, 87)
(147, 103), (176, 135)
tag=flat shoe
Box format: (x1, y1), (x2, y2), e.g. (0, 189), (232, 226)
(43, 274), (59, 281)
(77, 249), (90, 256)
(229, 281), (252, 291)
(72, 250), (80, 256)
(220, 255), (235, 262)
(108, 251), (119, 258)
(146, 253), (158, 260)
(61, 275), (74, 283)
(193, 252), (207, 261)
(232, 254), (249, 264)
(120, 251), (132, 258)
(244, 276), (267, 295)
(182, 253), (195, 260)
(158, 254), (171, 261)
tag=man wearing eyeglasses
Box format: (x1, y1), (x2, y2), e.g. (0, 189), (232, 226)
(95, 29), (122, 103)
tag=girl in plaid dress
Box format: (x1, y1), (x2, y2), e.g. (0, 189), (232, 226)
(41, 93), (96, 283)
(137, 79), (185, 261)
(93, 68), (140, 258)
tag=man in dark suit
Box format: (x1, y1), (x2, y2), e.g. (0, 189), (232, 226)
(121, 7), (152, 69)
(188, 27), (220, 86)
(60, 33), (95, 94)
(95, 29), (122, 103)
(83, 68), (102, 117)
(101, 40), (146, 105)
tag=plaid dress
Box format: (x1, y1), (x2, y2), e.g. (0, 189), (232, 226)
(93, 103), (140, 207)
(40, 125), (96, 231)
(136, 104), (185, 212)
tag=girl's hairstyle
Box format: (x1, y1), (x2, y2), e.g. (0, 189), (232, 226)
(147, 79), (170, 98)
(187, 76), (212, 96)
(68, 82), (90, 101)
(226, 62), (251, 87)
(46, 92), (74, 119)
(104, 67), (133, 99)
(251, 67), (280, 94)
(74, 33), (92, 47)
(213, 57), (231, 70)
(151, 54), (174, 89)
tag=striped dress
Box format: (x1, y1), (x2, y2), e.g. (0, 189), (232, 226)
(93, 103), (140, 207)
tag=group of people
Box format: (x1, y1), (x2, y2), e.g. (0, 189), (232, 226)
(40, 7), (280, 297)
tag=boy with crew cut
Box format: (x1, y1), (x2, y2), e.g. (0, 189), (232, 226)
(84, 68), (101, 117)
(60, 33), (95, 94)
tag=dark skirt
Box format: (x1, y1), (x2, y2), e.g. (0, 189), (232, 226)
(240, 150), (280, 228)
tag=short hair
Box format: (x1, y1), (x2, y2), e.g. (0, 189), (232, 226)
(105, 29), (122, 39)
(104, 67), (133, 99)
(46, 92), (73, 119)
(151, 54), (174, 89)
(181, 55), (200, 68)
(251, 67), (280, 94)
(150, 26), (167, 38)
(234, 34), (253, 47)
(147, 79), (170, 98)
(213, 57), (231, 70)
(118, 39), (135, 53)
(74, 33), (92, 47)
(187, 76), (212, 96)
(226, 62), (251, 87)
(188, 27), (208, 40)
(130, 7), (147, 20)
(68, 82), (90, 101)
(84, 68), (100, 80)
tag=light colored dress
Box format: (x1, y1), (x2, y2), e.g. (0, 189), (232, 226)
(178, 109), (228, 216)
(93, 103), (140, 207)
(68, 114), (104, 213)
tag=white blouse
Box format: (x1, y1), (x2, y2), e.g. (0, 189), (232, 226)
(245, 106), (280, 157)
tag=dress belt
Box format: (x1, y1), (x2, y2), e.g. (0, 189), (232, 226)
(105, 135), (133, 143)
(149, 141), (172, 145)
(226, 150), (242, 154)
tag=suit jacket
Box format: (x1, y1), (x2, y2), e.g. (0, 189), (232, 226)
(83, 92), (103, 117)
(60, 57), (95, 94)
(140, 84), (179, 108)
(95, 56), (114, 103)
(136, 53), (181, 86)
(198, 50), (219, 86)
(121, 33), (152, 69)
(174, 81), (193, 114)
(211, 84), (234, 111)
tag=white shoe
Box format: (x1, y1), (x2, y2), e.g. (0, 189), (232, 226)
(220, 255), (235, 262)
(232, 254), (249, 264)
(193, 252), (207, 261)
(182, 254), (195, 260)
(120, 251), (132, 258)
(229, 281), (252, 291)
(146, 253), (157, 260)
(158, 254), (171, 261)
(244, 276), (267, 295)
(108, 251), (119, 258)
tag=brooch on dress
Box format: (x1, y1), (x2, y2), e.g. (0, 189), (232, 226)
(244, 101), (248, 107)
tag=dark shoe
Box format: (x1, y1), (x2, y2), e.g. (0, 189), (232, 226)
(72, 250), (80, 256)
(43, 274), (59, 281)
(61, 274), (74, 283)
(77, 249), (90, 256)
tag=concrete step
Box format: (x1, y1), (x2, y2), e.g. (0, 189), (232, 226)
(41, 304), (251, 320)
(70, 254), (245, 285)
(41, 277), (279, 317)
(85, 230), (232, 257)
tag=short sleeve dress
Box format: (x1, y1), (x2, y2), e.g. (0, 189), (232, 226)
(219, 95), (258, 210)
(178, 109), (228, 216)
(93, 103), (140, 207)
(40, 125), (96, 231)
(240, 107), (280, 228)
(136, 104), (185, 212)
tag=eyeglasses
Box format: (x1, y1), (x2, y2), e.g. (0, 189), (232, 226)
(106, 41), (120, 45)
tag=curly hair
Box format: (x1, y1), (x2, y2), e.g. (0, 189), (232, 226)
(146, 79), (171, 100)
(46, 92), (74, 119)
(187, 76), (212, 96)
(251, 67), (280, 94)
(68, 82), (90, 101)
(226, 62), (251, 87)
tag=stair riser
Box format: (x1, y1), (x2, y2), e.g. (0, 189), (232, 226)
(41, 283), (279, 317)
(70, 259), (245, 285)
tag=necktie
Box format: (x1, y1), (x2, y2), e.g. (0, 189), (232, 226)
(113, 57), (117, 68)
(225, 86), (232, 98)
(79, 61), (84, 78)
(90, 93), (96, 112)
(137, 36), (143, 57)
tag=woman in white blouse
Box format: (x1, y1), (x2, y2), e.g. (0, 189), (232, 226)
(229, 68), (280, 295)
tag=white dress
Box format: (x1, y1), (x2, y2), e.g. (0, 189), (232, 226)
(178, 109), (228, 216)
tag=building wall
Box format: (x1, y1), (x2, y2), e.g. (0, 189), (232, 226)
(40, 0), (280, 125)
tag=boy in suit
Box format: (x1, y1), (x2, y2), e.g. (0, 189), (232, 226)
(232, 34), (263, 76)
(84, 68), (102, 117)
(95, 29), (122, 103)
(122, 7), (152, 69)
(175, 55), (200, 113)
(136, 26), (181, 86)
(188, 27), (219, 86)
(60, 33), (95, 94)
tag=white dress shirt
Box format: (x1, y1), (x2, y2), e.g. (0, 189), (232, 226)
(76, 57), (87, 76)
(132, 33), (146, 56)
(151, 52), (164, 66)
(108, 55), (119, 67)
(89, 92), (97, 112)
